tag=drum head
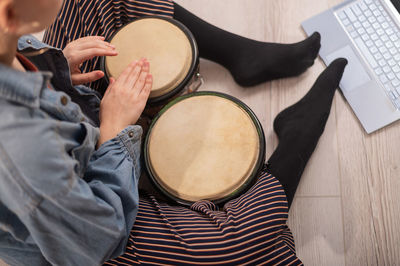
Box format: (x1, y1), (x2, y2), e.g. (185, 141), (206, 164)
(106, 18), (193, 98)
(145, 92), (265, 204)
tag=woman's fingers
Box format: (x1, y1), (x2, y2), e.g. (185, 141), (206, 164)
(125, 59), (145, 89)
(72, 39), (115, 51)
(140, 74), (153, 99)
(71, 70), (104, 85)
(66, 36), (106, 48)
(133, 60), (150, 96)
(70, 48), (117, 66)
(116, 60), (138, 86)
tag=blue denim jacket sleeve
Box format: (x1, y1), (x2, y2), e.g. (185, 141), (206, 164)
(0, 115), (142, 265)
(0, 36), (143, 265)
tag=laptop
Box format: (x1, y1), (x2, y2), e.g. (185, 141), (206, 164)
(302, 0), (400, 133)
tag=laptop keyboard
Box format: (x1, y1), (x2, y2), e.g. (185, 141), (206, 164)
(337, 0), (400, 109)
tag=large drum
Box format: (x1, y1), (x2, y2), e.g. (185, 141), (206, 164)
(144, 92), (266, 206)
(101, 17), (202, 106)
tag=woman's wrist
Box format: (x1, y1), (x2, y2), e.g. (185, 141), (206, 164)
(97, 123), (125, 148)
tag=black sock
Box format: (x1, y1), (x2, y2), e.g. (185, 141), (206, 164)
(266, 58), (348, 208)
(173, 3), (321, 87)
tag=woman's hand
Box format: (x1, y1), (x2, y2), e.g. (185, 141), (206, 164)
(63, 36), (118, 85)
(98, 58), (153, 147)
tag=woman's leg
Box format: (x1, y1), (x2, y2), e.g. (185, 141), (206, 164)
(173, 3), (321, 87)
(106, 170), (302, 265)
(266, 58), (348, 208)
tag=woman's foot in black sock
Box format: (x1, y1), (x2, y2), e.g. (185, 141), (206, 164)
(266, 58), (348, 208)
(173, 3), (321, 87)
(230, 32), (321, 87)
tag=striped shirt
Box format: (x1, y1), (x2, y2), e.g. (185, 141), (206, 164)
(44, 1), (303, 264)
(106, 171), (303, 265)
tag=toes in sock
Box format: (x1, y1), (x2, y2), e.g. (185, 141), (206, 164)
(267, 58), (348, 207)
(231, 32), (322, 87)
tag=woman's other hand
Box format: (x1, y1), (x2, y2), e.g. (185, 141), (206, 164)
(98, 58), (152, 147)
(63, 36), (118, 85)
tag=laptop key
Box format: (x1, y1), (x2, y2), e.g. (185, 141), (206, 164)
(374, 53), (383, 60)
(383, 53), (392, 60)
(370, 3), (377, 10)
(379, 46), (388, 54)
(390, 47), (398, 55)
(383, 53), (391, 60)
(355, 37), (379, 68)
(359, 2), (368, 11)
(389, 91), (396, 100)
(385, 42), (393, 48)
(380, 75), (389, 83)
(368, 16), (377, 23)
(393, 98), (400, 109)
(338, 11), (347, 20)
(345, 8), (357, 22)
(352, 4), (362, 16)
(375, 68), (383, 75)
(342, 18), (350, 26)
(370, 46), (378, 54)
(393, 65), (400, 73)
(347, 25), (355, 32)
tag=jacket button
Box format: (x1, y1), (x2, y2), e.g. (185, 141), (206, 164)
(26, 39), (32, 44)
(128, 131), (135, 138)
(60, 96), (68, 106)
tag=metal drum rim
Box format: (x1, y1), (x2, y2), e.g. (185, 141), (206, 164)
(99, 16), (199, 104)
(144, 91), (266, 206)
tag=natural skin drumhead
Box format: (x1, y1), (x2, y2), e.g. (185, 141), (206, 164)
(148, 95), (260, 202)
(106, 18), (192, 98)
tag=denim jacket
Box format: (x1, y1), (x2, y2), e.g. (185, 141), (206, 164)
(0, 36), (142, 266)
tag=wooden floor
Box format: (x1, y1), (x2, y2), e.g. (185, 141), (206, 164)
(2, 1), (399, 266)
(173, 0), (400, 265)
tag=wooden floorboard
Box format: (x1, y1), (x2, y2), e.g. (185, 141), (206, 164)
(176, 0), (400, 265)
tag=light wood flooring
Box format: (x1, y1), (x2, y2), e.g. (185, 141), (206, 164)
(174, 0), (400, 265)
(2, 1), (399, 265)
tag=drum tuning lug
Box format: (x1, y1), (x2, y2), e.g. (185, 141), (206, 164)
(188, 72), (204, 93)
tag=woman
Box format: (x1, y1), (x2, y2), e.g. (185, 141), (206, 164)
(0, 0), (347, 265)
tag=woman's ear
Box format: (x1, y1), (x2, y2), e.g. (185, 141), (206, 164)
(0, 0), (18, 34)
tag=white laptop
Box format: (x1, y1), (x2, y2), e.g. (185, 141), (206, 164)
(302, 0), (400, 133)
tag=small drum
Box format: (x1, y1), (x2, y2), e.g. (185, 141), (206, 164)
(144, 92), (266, 206)
(101, 17), (202, 106)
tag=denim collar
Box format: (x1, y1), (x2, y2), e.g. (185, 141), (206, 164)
(0, 63), (52, 108)
(0, 35), (56, 108)
(18, 35), (52, 52)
